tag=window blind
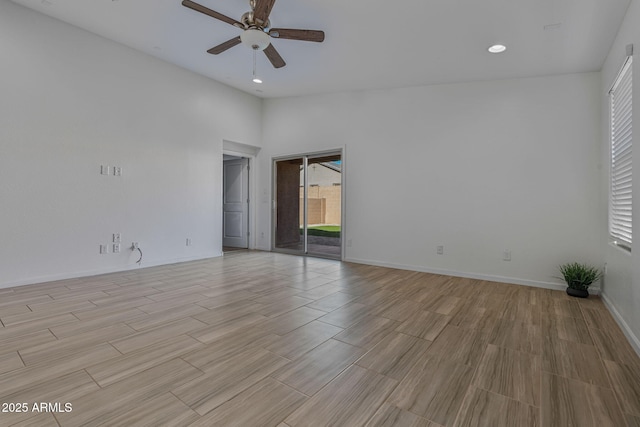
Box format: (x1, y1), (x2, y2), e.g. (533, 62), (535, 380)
(610, 56), (633, 250)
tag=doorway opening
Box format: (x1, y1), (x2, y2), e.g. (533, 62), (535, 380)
(273, 151), (342, 260)
(223, 155), (249, 252)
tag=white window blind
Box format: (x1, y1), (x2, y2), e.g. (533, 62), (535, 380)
(609, 56), (633, 250)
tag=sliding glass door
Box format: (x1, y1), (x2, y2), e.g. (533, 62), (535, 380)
(273, 151), (342, 259)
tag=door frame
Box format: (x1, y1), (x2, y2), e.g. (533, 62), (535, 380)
(223, 140), (260, 250)
(271, 148), (345, 261)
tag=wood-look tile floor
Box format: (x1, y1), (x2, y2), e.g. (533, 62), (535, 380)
(1, 251), (639, 426)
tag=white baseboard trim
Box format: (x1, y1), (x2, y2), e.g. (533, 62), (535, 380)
(0, 252), (223, 290)
(601, 293), (640, 358)
(344, 256), (567, 291)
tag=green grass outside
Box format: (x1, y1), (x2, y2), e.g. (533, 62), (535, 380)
(309, 225), (341, 232)
(300, 225), (341, 238)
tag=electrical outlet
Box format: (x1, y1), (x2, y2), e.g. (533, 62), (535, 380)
(112, 243), (120, 253)
(186, 238), (192, 246)
(100, 244), (108, 254)
(436, 245), (444, 255)
(131, 242), (139, 250)
(503, 250), (512, 261)
(113, 233), (121, 243)
(347, 239), (352, 248)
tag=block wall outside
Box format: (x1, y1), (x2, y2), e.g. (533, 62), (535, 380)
(299, 185), (342, 226)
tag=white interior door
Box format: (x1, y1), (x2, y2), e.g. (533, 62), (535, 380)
(223, 158), (249, 248)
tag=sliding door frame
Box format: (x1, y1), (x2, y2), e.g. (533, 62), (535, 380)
(272, 148), (345, 261)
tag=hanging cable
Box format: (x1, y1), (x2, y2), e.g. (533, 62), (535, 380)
(131, 243), (143, 265)
(136, 247), (143, 265)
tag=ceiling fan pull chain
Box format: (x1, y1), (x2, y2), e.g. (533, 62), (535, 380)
(252, 49), (262, 83)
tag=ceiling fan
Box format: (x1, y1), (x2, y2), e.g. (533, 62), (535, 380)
(182, 0), (325, 69)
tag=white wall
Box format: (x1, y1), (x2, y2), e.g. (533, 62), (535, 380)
(600, 0), (640, 351)
(260, 73), (603, 289)
(0, 1), (262, 288)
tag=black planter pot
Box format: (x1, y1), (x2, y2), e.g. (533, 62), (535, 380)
(566, 287), (589, 298)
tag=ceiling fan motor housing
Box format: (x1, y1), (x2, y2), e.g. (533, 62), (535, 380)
(241, 11), (270, 31)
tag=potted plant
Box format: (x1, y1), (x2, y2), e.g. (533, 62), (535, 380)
(558, 262), (602, 298)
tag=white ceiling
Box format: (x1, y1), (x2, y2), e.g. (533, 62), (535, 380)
(11, 0), (631, 98)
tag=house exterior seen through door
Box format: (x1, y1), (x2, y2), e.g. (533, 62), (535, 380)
(273, 151), (342, 260)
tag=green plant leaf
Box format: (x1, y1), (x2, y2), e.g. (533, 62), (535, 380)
(558, 262), (602, 290)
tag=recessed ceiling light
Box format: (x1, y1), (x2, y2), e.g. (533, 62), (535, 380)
(252, 77), (263, 84)
(488, 44), (507, 54)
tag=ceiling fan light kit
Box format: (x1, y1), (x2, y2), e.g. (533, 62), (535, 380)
(182, 0), (325, 74)
(241, 28), (270, 51)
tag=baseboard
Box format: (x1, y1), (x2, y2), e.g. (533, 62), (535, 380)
(343, 256), (567, 291)
(0, 252), (223, 290)
(601, 293), (640, 358)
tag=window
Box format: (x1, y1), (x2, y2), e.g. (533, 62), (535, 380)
(609, 56), (633, 250)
